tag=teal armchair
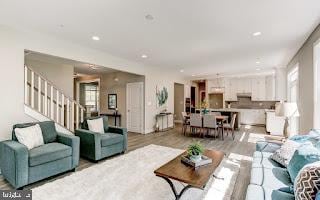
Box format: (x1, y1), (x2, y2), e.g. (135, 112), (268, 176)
(75, 116), (127, 162)
(0, 121), (80, 189)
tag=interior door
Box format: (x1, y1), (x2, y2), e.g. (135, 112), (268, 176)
(126, 82), (144, 133)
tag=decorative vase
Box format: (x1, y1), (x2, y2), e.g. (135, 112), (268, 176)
(190, 154), (202, 162)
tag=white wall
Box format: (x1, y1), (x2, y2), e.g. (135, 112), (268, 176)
(0, 25), (186, 140)
(0, 29), (34, 141)
(25, 59), (74, 98)
(144, 71), (187, 133)
(287, 25), (320, 133)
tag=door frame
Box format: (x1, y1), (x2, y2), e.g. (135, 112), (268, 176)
(75, 78), (101, 114)
(126, 82), (144, 133)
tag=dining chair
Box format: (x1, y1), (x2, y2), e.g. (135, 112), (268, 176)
(189, 114), (203, 137)
(223, 113), (237, 140)
(203, 114), (218, 138)
(181, 112), (190, 136)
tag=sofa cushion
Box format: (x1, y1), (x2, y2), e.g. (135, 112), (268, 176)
(252, 151), (283, 168)
(12, 121), (57, 143)
(287, 145), (320, 183)
(270, 140), (301, 167)
(87, 118), (104, 134)
(14, 124), (44, 150)
(101, 133), (123, 147)
(246, 184), (295, 200)
(38, 121), (58, 143)
(82, 116), (109, 132)
(29, 143), (72, 167)
(294, 161), (320, 200)
(256, 141), (282, 153)
(250, 166), (292, 189)
(290, 129), (320, 146)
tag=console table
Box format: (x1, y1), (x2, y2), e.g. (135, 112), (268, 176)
(100, 113), (121, 126)
(155, 112), (173, 132)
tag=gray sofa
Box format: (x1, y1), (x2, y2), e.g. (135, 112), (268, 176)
(246, 141), (295, 200)
(0, 121), (80, 189)
(75, 116), (127, 162)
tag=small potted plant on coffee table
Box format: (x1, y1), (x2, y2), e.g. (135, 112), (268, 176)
(187, 142), (204, 162)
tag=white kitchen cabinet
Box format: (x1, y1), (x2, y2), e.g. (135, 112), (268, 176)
(228, 78), (238, 101)
(237, 78), (251, 93)
(214, 75), (277, 102)
(251, 77), (266, 101)
(240, 109), (266, 125)
(265, 75), (276, 100)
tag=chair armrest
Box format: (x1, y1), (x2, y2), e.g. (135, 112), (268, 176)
(108, 126), (127, 135)
(0, 140), (29, 188)
(108, 126), (127, 151)
(74, 129), (102, 160)
(57, 133), (80, 168)
(256, 141), (282, 153)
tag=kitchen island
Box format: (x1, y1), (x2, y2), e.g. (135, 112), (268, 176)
(195, 108), (267, 128)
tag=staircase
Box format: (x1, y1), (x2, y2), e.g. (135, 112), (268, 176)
(24, 66), (85, 133)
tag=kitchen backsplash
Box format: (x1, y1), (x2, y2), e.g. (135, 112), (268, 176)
(225, 97), (278, 109)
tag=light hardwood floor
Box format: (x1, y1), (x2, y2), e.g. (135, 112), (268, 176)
(0, 124), (268, 200)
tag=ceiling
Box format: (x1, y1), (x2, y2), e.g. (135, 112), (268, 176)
(25, 51), (117, 75)
(1, 0), (320, 77)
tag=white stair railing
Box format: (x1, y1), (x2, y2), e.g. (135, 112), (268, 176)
(24, 65), (85, 132)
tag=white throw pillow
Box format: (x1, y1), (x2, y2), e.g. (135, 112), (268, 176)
(270, 140), (301, 167)
(87, 118), (105, 134)
(14, 124), (44, 150)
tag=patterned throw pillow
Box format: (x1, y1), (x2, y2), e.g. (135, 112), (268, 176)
(270, 140), (301, 167)
(294, 161), (320, 200)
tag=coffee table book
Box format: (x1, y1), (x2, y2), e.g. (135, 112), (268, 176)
(181, 154), (212, 168)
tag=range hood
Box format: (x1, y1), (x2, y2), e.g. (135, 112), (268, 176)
(237, 93), (252, 97)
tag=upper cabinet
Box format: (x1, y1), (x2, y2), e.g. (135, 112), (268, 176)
(265, 75), (276, 100)
(251, 77), (266, 101)
(207, 75), (276, 101)
(237, 78), (251, 93)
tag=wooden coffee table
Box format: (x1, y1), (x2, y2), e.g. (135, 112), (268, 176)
(154, 149), (224, 200)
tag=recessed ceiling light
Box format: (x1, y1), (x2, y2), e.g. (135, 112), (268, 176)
(180, 69), (184, 73)
(253, 32), (262, 36)
(191, 75), (195, 77)
(256, 68), (261, 71)
(256, 61), (260, 64)
(92, 36), (100, 41)
(141, 54), (148, 58)
(145, 14), (154, 20)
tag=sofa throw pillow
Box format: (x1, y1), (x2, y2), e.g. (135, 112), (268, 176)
(316, 191), (320, 200)
(294, 161), (320, 200)
(14, 124), (44, 150)
(87, 118), (105, 134)
(270, 140), (301, 167)
(288, 145), (320, 183)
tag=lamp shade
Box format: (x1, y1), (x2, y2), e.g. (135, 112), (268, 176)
(275, 102), (300, 118)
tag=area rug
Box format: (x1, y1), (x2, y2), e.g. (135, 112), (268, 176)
(32, 144), (240, 200)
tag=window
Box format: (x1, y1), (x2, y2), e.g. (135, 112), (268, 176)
(314, 39), (320, 128)
(287, 65), (299, 135)
(84, 84), (99, 112)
